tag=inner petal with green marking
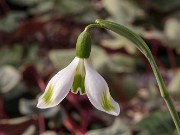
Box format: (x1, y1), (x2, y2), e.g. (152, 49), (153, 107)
(42, 83), (54, 105)
(72, 59), (86, 95)
(101, 91), (115, 112)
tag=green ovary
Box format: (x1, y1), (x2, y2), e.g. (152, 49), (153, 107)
(42, 84), (54, 105)
(101, 91), (115, 112)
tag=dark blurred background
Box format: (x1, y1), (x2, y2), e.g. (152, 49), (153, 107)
(0, 0), (180, 134)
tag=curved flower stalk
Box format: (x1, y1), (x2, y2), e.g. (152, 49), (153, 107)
(94, 19), (180, 134)
(37, 31), (120, 116)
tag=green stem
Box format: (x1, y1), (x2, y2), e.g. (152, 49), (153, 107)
(149, 56), (180, 134)
(84, 24), (102, 32)
(87, 19), (180, 134)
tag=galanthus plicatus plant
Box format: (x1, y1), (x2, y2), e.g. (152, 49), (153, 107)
(37, 19), (180, 134)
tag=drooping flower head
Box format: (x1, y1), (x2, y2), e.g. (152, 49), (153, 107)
(37, 30), (120, 116)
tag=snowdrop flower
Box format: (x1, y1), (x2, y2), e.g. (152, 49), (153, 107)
(37, 31), (120, 116)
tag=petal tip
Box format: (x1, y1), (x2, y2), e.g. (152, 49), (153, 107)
(112, 105), (120, 116)
(36, 102), (46, 109)
(105, 103), (120, 116)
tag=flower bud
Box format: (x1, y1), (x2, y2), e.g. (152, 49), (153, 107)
(76, 31), (91, 58)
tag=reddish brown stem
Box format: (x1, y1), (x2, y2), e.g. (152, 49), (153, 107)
(38, 115), (45, 134)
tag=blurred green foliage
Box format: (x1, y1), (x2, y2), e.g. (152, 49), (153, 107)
(0, 0), (180, 134)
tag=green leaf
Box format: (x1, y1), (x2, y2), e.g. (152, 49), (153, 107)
(41, 131), (57, 135)
(73, 10), (99, 23)
(22, 125), (36, 135)
(120, 75), (138, 101)
(133, 111), (177, 135)
(19, 98), (60, 118)
(0, 12), (25, 32)
(171, 11), (180, 21)
(87, 118), (131, 135)
(0, 65), (21, 93)
(150, 0), (180, 12)
(106, 54), (140, 73)
(164, 18), (180, 47)
(147, 82), (158, 109)
(139, 18), (180, 49)
(0, 116), (37, 135)
(29, 1), (54, 14)
(102, 36), (137, 54)
(22, 44), (41, 67)
(90, 46), (109, 70)
(49, 46), (108, 70)
(96, 19), (152, 58)
(49, 49), (76, 69)
(9, 0), (41, 6)
(168, 70), (180, 99)
(54, 0), (91, 15)
(3, 83), (27, 100)
(22, 125), (35, 135)
(0, 45), (23, 66)
(102, 0), (145, 24)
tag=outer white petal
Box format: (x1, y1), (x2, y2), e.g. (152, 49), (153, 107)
(37, 57), (80, 109)
(84, 59), (120, 116)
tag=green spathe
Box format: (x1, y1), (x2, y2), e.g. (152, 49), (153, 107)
(76, 31), (91, 58)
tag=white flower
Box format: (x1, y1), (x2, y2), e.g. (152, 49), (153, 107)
(37, 57), (120, 116)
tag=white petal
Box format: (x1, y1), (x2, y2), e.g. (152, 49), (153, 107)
(37, 57), (80, 109)
(84, 59), (120, 116)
